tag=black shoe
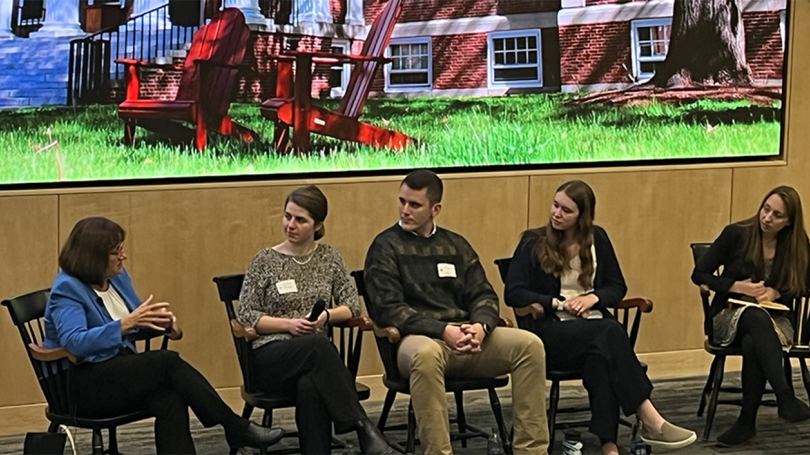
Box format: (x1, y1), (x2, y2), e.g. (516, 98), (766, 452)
(226, 422), (284, 449)
(356, 419), (398, 455)
(778, 395), (810, 422)
(716, 422), (755, 447)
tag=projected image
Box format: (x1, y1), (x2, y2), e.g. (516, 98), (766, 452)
(0, 0), (787, 186)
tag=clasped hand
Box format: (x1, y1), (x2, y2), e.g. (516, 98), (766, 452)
(443, 323), (485, 354)
(734, 278), (780, 303)
(563, 294), (599, 318)
(288, 310), (328, 336)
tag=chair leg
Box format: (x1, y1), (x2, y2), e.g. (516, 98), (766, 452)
(453, 390), (468, 448)
(262, 409), (273, 427)
(274, 123), (291, 155)
(800, 358), (810, 401)
(703, 355), (726, 441)
(378, 390), (397, 431)
(785, 354), (795, 393)
(47, 422), (59, 433)
(123, 119), (136, 145)
(548, 380), (561, 450)
(488, 388), (512, 455)
(108, 427), (120, 454)
(697, 356), (719, 417)
(91, 429), (104, 455)
(194, 110), (207, 151)
(230, 404), (256, 455)
(406, 399), (416, 455)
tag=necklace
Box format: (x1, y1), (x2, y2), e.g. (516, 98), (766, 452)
(284, 244), (317, 265)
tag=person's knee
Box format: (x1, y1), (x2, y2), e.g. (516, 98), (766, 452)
(149, 391), (187, 418)
(408, 342), (445, 375)
(144, 349), (182, 369)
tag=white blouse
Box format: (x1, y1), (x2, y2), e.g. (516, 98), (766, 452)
(94, 285), (131, 321)
(557, 244), (602, 321)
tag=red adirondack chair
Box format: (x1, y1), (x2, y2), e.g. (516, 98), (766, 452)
(117, 8), (258, 151)
(261, 0), (415, 154)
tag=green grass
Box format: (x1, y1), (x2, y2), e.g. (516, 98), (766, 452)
(0, 94), (781, 184)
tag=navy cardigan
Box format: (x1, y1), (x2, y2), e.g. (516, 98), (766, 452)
(504, 226), (627, 328)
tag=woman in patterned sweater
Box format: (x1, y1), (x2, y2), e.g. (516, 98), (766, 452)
(237, 186), (395, 455)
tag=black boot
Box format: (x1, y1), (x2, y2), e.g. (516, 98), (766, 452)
(355, 419), (398, 455)
(717, 421), (756, 447)
(225, 421), (284, 449)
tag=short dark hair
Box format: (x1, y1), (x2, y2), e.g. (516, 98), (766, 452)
(401, 169), (443, 205)
(285, 185), (329, 240)
(59, 217), (125, 286)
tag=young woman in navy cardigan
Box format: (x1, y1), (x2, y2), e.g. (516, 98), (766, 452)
(692, 186), (810, 446)
(44, 217), (283, 454)
(505, 180), (696, 455)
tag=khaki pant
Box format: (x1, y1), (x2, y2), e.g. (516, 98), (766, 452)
(397, 327), (549, 455)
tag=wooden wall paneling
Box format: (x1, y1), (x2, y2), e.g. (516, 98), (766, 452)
(528, 170), (733, 354)
(0, 195), (58, 406)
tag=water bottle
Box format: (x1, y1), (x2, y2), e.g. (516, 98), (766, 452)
(487, 427), (504, 455)
(561, 429), (583, 455)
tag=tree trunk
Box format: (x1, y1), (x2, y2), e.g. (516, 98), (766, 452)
(651, 0), (753, 88)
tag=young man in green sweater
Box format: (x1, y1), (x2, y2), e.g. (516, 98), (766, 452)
(364, 169), (549, 455)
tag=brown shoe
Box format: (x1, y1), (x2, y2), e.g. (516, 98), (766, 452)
(640, 421), (697, 450)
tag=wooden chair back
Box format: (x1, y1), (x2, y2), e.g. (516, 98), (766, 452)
(338, 0), (403, 118)
(690, 242), (715, 337)
(494, 257), (651, 348)
(176, 8), (250, 119)
(213, 273), (367, 394)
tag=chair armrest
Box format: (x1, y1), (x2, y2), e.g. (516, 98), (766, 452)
(372, 323), (401, 344)
(231, 319), (259, 342)
(115, 58), (183, 71)
(28, 344), (77, 364)
(129, 330), (171, 342)
(699, 284), (711, 298)
(616, 298), (653, 313)
(498, 318), (514, 328)
(333, 316), (372, 331)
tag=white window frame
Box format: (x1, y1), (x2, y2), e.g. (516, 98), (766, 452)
(780, 10), (786, 52)
(385, 37), (433, 92)
(631, 18), (672, 82)
(329, 40), (351, 97)
(487, 30), (543, 89)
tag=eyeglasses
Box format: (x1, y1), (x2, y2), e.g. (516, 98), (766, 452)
(110, 244), (126, 258)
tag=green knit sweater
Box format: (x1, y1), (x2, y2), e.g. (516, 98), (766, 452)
(364, 224), (500, 339)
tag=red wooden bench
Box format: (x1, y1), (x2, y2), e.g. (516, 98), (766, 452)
(261, 0), (415, 154)
(117, 8), (258, 151)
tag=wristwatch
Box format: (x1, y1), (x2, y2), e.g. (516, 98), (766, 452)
(482, 323), (493, 335)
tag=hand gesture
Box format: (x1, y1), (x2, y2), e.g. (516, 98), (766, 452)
(288, 318), (317, 336)
(732, 279), (766, 299)
(121, 295), (173, 333)
(305, 309), (329, 331)
(459, 323), (486, 353)
(443, 325), (476, 353)
(168, 315), (183, 340)
(565, 294), (599, 318)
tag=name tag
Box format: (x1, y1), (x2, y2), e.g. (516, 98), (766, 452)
(437, 263), (457, 278)
(276, 279), (298, 294)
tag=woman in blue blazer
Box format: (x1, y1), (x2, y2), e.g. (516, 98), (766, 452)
(505, 180), (696, 455)
(44, 217), (283, 454)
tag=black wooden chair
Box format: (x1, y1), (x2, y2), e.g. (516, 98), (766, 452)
(212, 273), (371, 455)
(351, 270), (512, 455)
(2, 288), (171, 455)
(690, 242), (810, 440)
(494, 257), (651, 449)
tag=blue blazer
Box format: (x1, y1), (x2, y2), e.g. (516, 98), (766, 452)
(44, 269), (144, 363)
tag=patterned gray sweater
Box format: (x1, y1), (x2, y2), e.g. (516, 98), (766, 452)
(364, 224), (500, 339)
(237, 244), (360, 349)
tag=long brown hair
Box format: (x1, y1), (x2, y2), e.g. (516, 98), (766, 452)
(738, 185), (809, 296)
(59, 217), (125, 286)
(529, 180), (596, 290)
(286, 185), (328, 240)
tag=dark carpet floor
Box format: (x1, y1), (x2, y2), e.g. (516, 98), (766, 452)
(2, 371), (809, 454)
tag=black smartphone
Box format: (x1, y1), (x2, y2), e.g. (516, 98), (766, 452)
(307, 299), (326, 322)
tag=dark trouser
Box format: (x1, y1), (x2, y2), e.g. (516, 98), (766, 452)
(536, 318), (653, 444)
(734, 308), (792, 426)
(74, 349), (243, 455)
(252, 335), (366, 455)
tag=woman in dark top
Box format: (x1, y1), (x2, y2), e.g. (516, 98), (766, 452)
(692, 185), (810, 446)
(44, 217), (284, 454)
(238, 186), (395, 455)
(505, 180), (696, 455)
